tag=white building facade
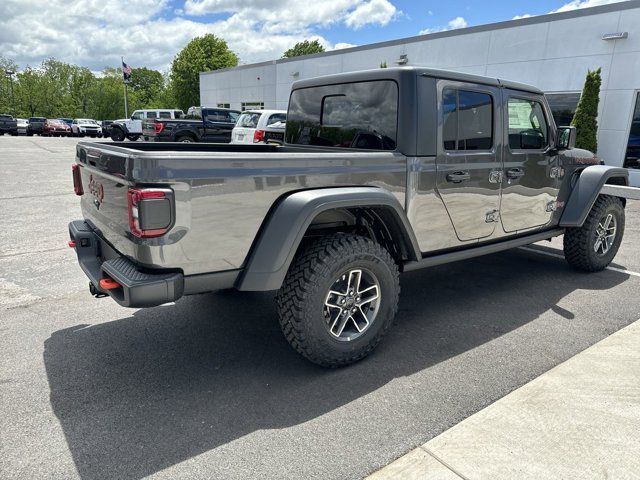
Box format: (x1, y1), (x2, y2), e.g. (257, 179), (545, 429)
(200, 1), (640, 183)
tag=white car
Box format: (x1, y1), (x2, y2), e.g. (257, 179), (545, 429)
(16, 118), (28, 135)
(111, 109), (184, 141)
(231, 110), (287, 144)
(71, 118), (102, 137)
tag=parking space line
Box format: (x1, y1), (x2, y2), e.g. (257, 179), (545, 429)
(518, 246), (640, 278)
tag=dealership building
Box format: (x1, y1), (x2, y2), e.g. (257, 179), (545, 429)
(200, 1), (640, 182)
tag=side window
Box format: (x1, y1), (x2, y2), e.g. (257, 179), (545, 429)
(158, 111), (171, 119)
(131, 112), (143, 120)
(507, 98), (548, 150)
(267, 113), (286, 126)
(442, 88), (493, 151)
(146, 111), (157, 119)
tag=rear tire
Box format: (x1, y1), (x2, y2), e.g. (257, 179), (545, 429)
(110, 128), (125, 142)
(127, 135), (140, 141)
(563, 195), (625, 272)
(276, 233), (400, 368)
(176, 135), (195, 143)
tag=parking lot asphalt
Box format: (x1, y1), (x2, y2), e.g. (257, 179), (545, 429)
(1, 135), (640, 480)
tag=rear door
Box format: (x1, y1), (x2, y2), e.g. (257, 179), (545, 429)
(232, 112), (260, 143)
(435, 81), (503, 241)
(499, 91), (559, 232)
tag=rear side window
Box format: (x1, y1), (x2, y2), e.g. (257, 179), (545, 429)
(286, 80), (398, 150)
(442, 88), (493, 151)
(158, 111), (171, 119)
(146, 112), (157, 119)
(267, 113), (286, 126)
(237, 112), (261, 128)
(507, 98), (548, 150)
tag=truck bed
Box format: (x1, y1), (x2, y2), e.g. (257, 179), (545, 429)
(75, 141), (407, 275)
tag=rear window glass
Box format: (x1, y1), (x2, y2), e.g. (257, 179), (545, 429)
(237, 112), (261, 128)
(285, 80), (398, 150)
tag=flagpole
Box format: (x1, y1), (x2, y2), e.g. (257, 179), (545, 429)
(122, 56), (129, 118)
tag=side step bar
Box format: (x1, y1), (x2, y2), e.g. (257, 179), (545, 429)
(403, 229), (565, 272)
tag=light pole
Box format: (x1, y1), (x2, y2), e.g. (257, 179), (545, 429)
(5, 70), (16, 117)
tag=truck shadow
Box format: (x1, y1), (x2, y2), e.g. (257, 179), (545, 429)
(44, 248), (629, 479)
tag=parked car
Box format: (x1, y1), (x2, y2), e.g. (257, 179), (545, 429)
(0, 114), (18, 135)
(43, 119), (71, 136)
(231, 110), (286, 144)
(263, 120), (286, 145)
(26, 117), (46, 136)
(100, 120), (113, 138)
(59, 118), (73, 128)
(142, 107), (240, 142)
(16, 118), (29, 135)
(110, 109), (185, 141)
(71, 118), (102, 137)
(69, 67), (629, 368)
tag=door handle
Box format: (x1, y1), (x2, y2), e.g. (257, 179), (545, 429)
(506, 168), (525, 179)
(446, 171), (471, 183)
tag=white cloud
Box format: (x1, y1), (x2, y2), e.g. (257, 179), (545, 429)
(0, 0), (399, 72)
(419, 16), (468, 35)
(551, 0), (626, 13)
(332, 42), (359, 50)
(344, 0), (398, 29)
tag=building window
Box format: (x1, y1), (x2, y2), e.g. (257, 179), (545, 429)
(217, 103), (230, 108)
(442, 88), (493, 151)
(241, 102), (264, 111)
(285, 80), (398, 150)
(546, 92), (581, 127)
(624, 92), (640, 169)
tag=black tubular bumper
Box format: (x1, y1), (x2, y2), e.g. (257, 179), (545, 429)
(68, 220), (184, 307)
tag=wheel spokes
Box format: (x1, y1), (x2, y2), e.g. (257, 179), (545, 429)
(357, 285), (379, 307)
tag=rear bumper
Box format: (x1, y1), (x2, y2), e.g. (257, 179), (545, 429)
(68, 220), (184, 307)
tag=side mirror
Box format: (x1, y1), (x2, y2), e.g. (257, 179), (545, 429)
(557, 126), (576, 150)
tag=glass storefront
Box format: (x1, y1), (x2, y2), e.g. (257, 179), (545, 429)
(545, 92), (581, 127)
(624, 92), (640, 169)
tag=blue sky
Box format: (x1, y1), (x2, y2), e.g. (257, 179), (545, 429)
(0, 0), (625, 71)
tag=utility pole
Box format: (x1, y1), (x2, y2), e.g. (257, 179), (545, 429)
(5, 70), (16, 117)
(124, 81), (129, 118)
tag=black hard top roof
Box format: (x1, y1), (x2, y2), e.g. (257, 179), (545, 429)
(291, 66), (543, 95)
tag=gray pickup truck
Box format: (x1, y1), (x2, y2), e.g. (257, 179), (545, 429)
(69, 67), (628, 367)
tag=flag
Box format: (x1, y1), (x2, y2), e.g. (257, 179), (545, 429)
(122, 59), (132, 83)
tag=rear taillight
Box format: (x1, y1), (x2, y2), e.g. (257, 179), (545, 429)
(154, 121), (164, 134)
(253, 129), (265, 143)
(72, 164), (83, 195)
(127, 188), (173, 238)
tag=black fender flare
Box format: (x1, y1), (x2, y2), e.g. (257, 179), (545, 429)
(559, 165), (628, 227)
(237, 187), (421, 291)
(111, 122), (129, 135)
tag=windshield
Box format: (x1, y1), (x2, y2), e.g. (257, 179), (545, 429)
(78, 119), (96, 124)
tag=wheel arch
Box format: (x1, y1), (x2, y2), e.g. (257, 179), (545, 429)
(237, 187), (421, 291)
(559, 165), (628, 228)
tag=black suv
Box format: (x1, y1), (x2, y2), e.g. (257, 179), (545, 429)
(27, 117), (46, 136)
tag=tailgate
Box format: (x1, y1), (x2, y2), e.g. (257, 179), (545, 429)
(75, 143), (136, 258)
(142, 119), (158, 137)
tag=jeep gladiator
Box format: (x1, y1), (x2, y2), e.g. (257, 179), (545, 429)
(68, 67), (628, 367)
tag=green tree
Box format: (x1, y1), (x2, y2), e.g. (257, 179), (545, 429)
(0, 56), (19, 115)
(571, 68), (602, 153)
(169, 34), (238, 111)
(282, 39), (325, 58)
(129, 67), (164, 106)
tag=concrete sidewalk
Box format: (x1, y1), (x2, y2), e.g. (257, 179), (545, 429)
(368, 320), (640, 480)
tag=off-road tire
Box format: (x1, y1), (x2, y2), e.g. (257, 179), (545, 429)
(127, 135), (140, 141)
(276, 233), (400, 368)
(110, 128), (125, 142)
(563, 195), (625, 272)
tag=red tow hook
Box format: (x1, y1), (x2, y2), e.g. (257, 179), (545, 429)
(99, 278), (121, 290)
(68, 240), (76, 248)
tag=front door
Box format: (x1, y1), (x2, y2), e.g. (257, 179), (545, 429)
(500, 91), (559, 232)
(435, 82), (503, 241)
